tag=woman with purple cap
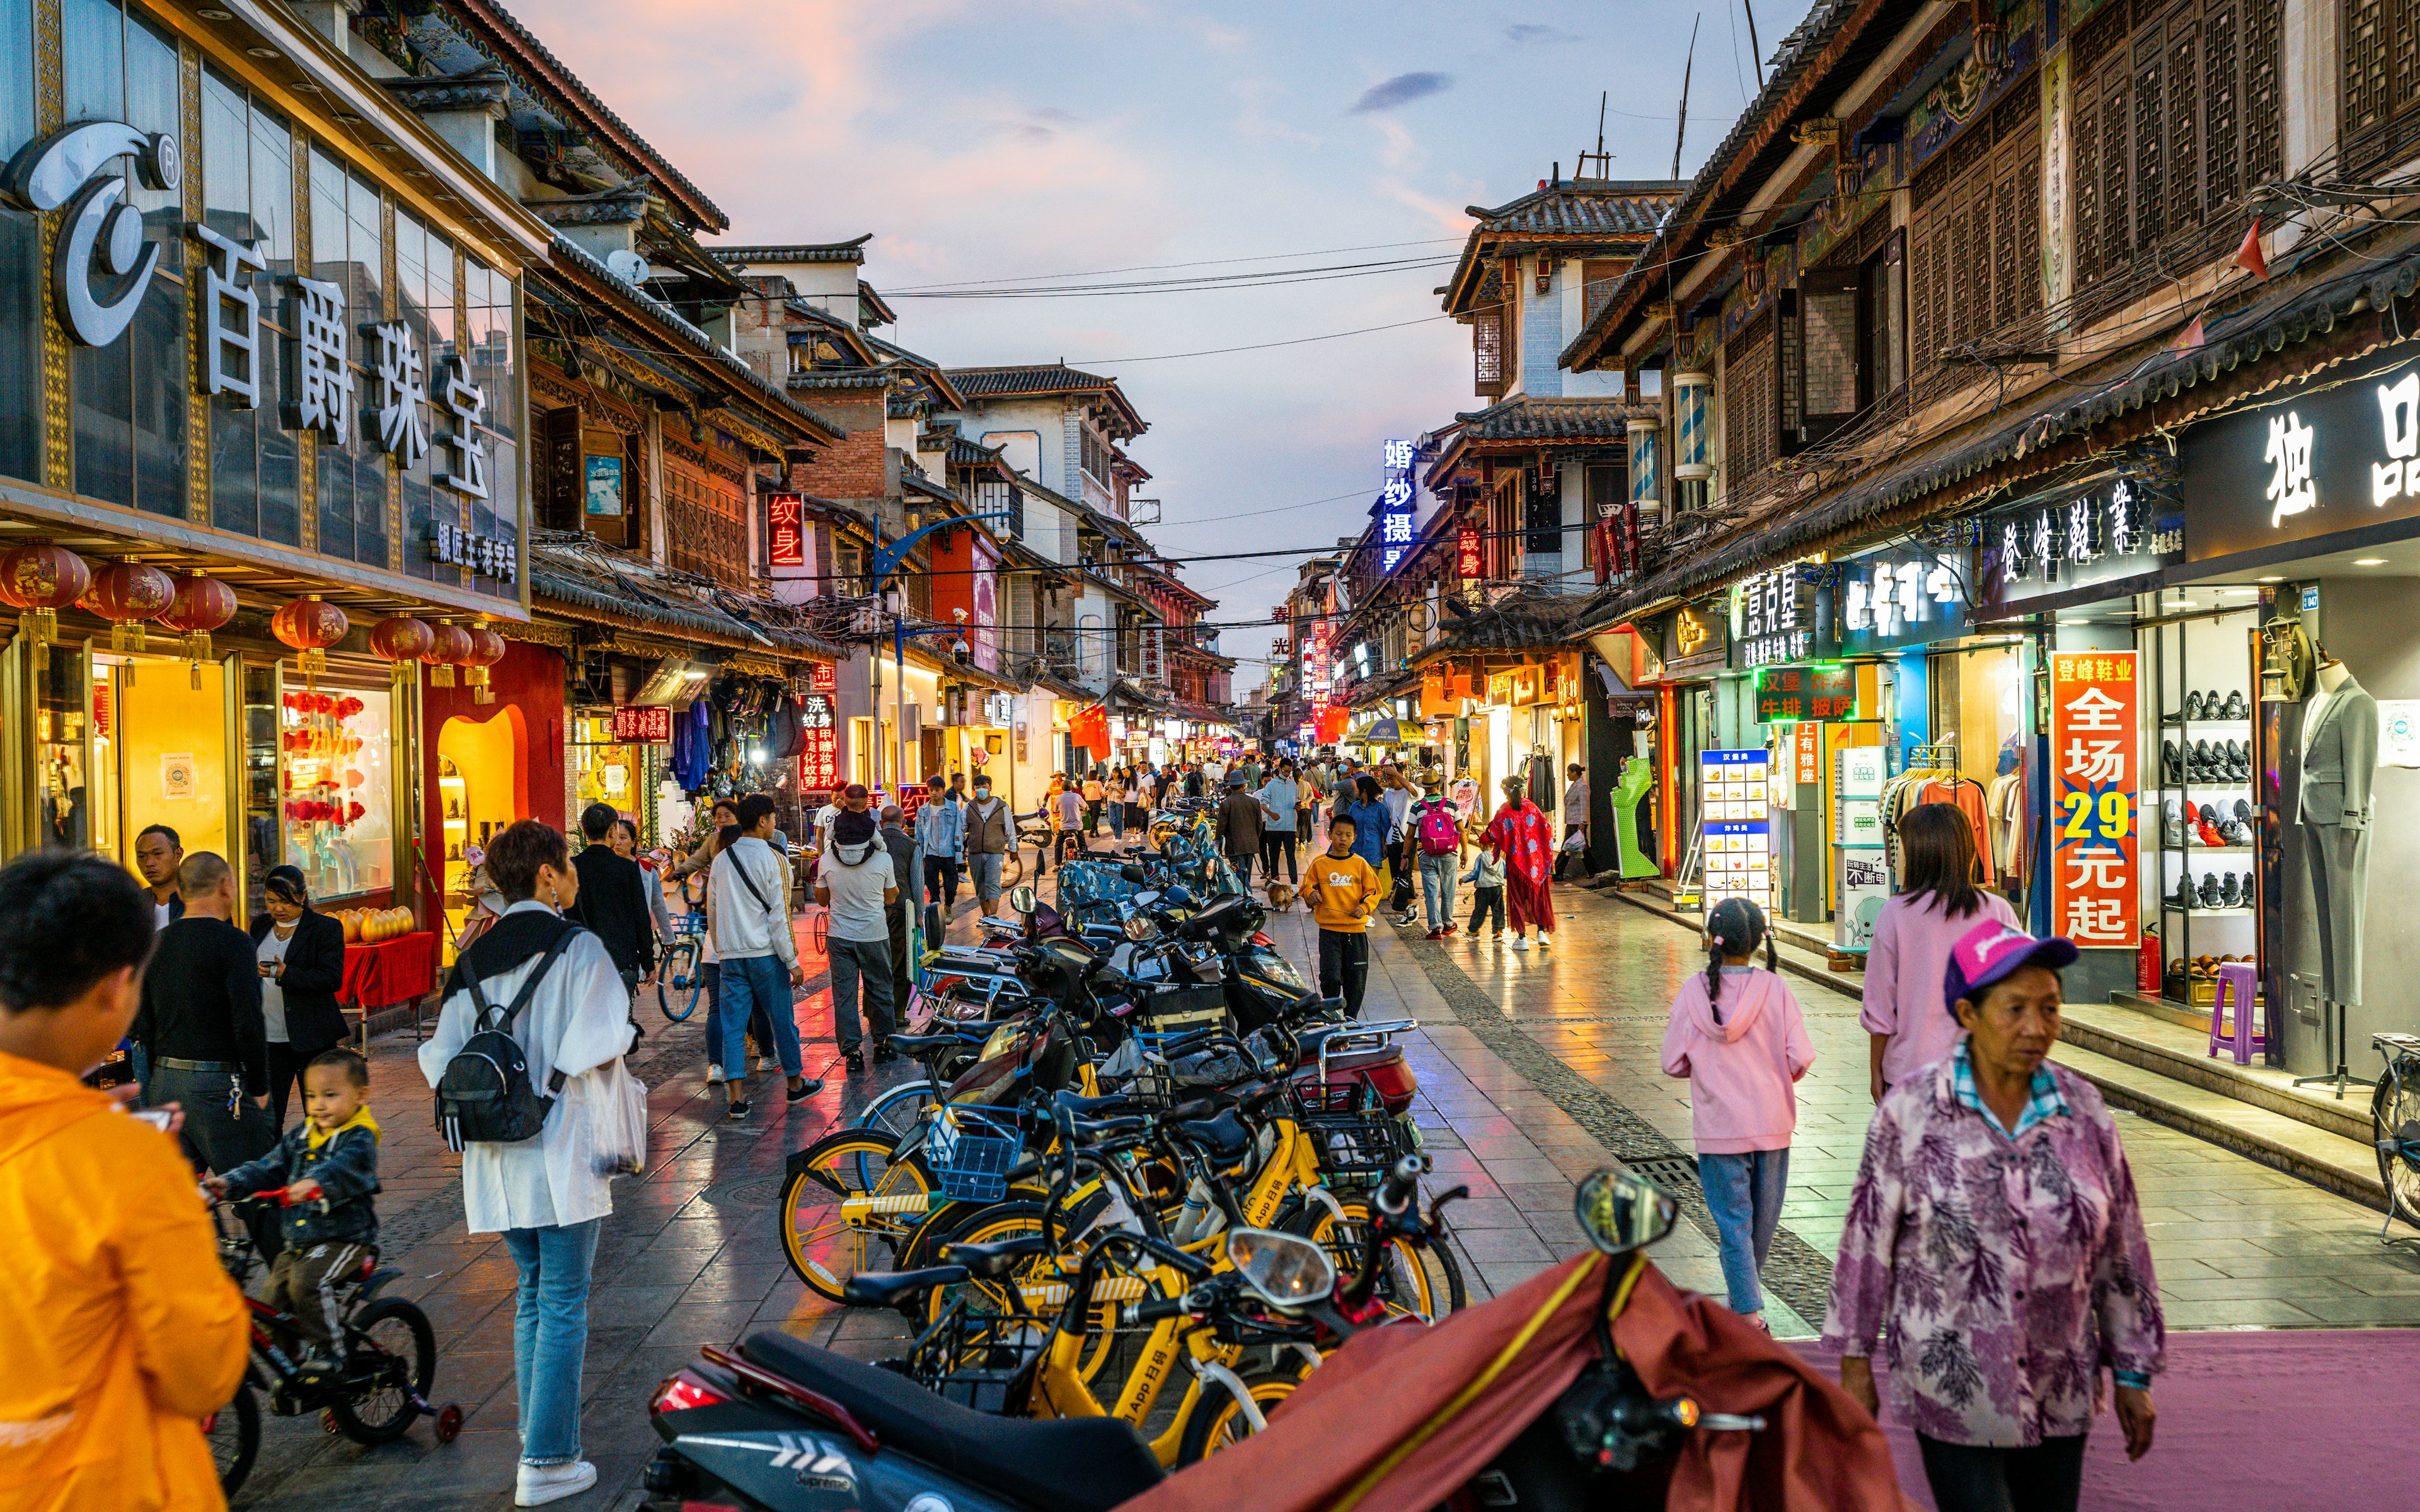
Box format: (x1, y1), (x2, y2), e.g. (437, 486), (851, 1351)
(1824, 919), (2164, 1512)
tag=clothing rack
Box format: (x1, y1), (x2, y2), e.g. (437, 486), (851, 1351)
(1881, 741), (1994, 889)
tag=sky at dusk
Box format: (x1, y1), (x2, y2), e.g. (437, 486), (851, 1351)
(509, 0), (1819, 685)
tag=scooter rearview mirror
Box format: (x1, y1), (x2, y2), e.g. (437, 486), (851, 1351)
(1008, 885), (1038, 915)
(1574, 1167), (1679, 1256)
(1224, 1227), (1336, 1308)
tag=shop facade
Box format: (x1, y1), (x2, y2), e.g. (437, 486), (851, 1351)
(0, 0), (548, 939)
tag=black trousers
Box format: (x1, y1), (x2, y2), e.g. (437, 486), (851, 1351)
(1916, 1433), (2086, 1512)
(1227, 847), (1255, 892)
(1468, 885), (1506, 935)
(265, 1040), (308, 1131)
(1262, 830), (1298, 883)
(1317, 929), (1369, 1017)
(888, 897), (914, 1014)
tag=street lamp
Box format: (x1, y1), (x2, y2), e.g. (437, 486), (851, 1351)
(867, 512), (1013, 795)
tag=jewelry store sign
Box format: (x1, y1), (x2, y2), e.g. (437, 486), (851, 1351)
(2179, 353), (2420, 560)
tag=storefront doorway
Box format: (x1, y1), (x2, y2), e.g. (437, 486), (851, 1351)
(437, 708), (526, 949)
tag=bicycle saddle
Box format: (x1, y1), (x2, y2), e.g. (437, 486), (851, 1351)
(888, 1034), (974, 1057)
(940, 1235), (1049, 1278)
(840, 1264), (969, 1309)
(1054, 1091), (1136, 1117)
(1172, 1107), (1255, 1164)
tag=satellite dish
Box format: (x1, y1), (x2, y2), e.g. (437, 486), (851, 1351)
(606, 248), (652, 285)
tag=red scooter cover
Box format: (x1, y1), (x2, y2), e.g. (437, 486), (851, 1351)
(1122, 1253), (1910, 1512)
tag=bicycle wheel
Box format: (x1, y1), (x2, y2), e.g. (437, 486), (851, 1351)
(1000, 851), (1025, 888)
(780, 1128), (933, 1300)
(1177, 1369), (1303, 1465)
(809, 910), (830, 958)
(2372, 1063), (2420, 1227)
(658, 941), (701, 1022)
(1298, 1197), (1466, 1324)
(207, 1378), (260, 1494)
(856, 1080), (940, 1140)
(329, 1297), (435, 1444)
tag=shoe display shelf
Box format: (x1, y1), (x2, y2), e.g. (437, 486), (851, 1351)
(2143, 609), (2263, 1014)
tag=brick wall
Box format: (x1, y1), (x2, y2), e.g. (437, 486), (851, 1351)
(786, 392), (887, 500)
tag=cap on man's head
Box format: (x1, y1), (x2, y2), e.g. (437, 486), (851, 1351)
(833, 810), (877, 847)
(1943, 920), (2079, 1019)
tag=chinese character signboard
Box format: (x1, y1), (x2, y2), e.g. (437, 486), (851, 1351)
(2049, 651), (2139, 947)
(799, 694), (838, 790)
(767, 492), (806, 568)
(611, 705), (672, 743)
(1974, 476), (2184, 612)
(810, 662), (837, 694)
(1733, 564), (1824, 667)
(1836, 549), (1969, 655)
(1376, 438), (1417, 573)
(2179, 355), (2420, 561)
(1456, 522), (1483, 578)
(1700, 749), (1772, 913)
(1754, 665), (1857, 723)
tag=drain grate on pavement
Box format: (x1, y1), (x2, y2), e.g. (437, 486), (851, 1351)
(696, 1175), (792, 1208)
(1394, 930), (1835, 1327)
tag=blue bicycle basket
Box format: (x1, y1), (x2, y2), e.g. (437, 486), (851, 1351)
(927, 1104), (1023, 1203)
(1055, 861), (1142, 909)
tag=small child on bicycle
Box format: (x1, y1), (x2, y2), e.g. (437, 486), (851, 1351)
(208, 1048), (381, 1373)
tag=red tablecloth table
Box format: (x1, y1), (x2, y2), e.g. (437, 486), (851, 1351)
(340, 931), (440, 1045)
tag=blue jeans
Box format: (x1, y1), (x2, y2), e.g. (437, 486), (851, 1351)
(1697, 1149), (1789, 1315)
(502, 1218), (601, 1466)
(1419, 852), (1458, 931)
(718, 955), (802, 1082)
(828, 936), (896, 1051)
(701, 963), (775, 1073)
(1107, 801), (1125, 836)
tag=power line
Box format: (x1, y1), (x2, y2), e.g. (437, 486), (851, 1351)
(890, 256), (1455, 299)
(885, 237), (1466, 291)
(1073, 312), (1460, 364)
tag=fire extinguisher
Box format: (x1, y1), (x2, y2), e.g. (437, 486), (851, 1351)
(2138, 922), (2162, 993)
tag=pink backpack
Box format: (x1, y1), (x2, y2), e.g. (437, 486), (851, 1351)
(1416, 801), (1460, 856)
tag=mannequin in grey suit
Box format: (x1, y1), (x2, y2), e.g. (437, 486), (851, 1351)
(2296, 655), (2378, 1007)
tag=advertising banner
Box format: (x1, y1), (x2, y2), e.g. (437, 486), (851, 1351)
(2049, 651), (2140, 947)
(1699, 748), (1772, 912)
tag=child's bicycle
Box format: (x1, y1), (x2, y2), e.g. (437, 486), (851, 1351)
(205, 1189), (461, 1495)
(657, 911), (708, 1022)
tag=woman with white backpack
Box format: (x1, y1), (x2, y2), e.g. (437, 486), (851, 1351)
(418, 819), (645, 1506)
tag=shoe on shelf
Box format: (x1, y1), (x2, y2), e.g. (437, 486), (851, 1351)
(2199, 873), (2226, 910)
(2171, 873), (2198, 912)
(2233, 798), (2255, 824)
(2161, 738), (2183, 786)
(2183, 689), (2206, 721)
(2192, 738), (2216, 782)
(2222, 690), (2249, 720)
(2162, 799), (2184, 848)
(516, 1460), (598, 1508)
(2220, 873), (2243, 908)
(1509, 935), (1531, 951)
(706, 1063), (725, 1085)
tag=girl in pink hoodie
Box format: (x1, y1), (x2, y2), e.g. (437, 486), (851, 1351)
(1660, 896), (1816, 1329)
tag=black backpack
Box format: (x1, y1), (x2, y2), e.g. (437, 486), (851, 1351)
(435, 927), (582, 1151)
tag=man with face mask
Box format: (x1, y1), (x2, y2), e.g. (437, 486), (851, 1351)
(962, 773), (1013, 915)
(815, 810), (900, 1072)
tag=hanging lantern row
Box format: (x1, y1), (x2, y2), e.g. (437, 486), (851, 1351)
(369, 615), (434, 693)
(270, 593), (350, 686)
(83, 560), (176, 654)
(1, 542), (92, 672)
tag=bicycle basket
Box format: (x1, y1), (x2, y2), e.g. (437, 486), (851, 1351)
(1301, 1109), (1421, 1185)
(889, 1299), (1037, 1412)
(927, 1104), (1023, 1203)
(1055, 862), (1141, 909)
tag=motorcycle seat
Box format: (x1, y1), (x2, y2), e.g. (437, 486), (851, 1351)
(887, 1033), (972, 1058)
(1172, 1107), (1255, 1164)
(940, 1235), (1048, 1278)
(741, 1331), (1163, 1512)
(1301, 1045), (1403, 1076)
(839, 1265), (967, 1309)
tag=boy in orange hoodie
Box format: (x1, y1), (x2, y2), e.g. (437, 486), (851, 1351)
(0, 851), (248, 1510)
(1298, 811), (1381, 1016)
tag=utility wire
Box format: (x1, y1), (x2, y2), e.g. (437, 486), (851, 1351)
(889, 256), (1455, 299)
(886, 237), (1466, 290)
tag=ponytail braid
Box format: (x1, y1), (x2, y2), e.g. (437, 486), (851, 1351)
(1703, 896), (1772, 1025)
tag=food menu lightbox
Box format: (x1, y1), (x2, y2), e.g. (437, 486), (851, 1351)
(1700, 748), (1772, 912)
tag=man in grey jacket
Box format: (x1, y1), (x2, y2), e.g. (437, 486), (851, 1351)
(962, 773), (1014, 915)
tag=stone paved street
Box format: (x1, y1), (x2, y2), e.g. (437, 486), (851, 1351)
(227, 839), (2420, 1509)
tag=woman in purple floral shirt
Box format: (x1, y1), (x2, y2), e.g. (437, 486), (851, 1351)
(1824, 920), (2163, 1512)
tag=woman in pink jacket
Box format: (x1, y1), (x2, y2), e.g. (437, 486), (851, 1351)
(1660, 896), (1815, 1329)
(1860, 803), (2022, 1101)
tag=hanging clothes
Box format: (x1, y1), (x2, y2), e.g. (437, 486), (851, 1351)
(1918, 777), (1995, 884)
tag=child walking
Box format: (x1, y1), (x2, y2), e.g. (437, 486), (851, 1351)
(1658, 898), (1814, 1331)
(1299, 811), (1381, 1016)
(209, 1048), (381, 1372)
(1461, 842), (1507, 939)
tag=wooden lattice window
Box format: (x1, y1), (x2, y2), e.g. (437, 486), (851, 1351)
(663, 436), (749, 585)
(1473, 308), (1506, 397)
(1722, 310), (1779, 494)
(1904, 86), (2038, 392)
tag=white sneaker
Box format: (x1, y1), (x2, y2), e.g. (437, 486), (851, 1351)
(515, 1460), (596, 1506)
(756, 1055), (775, 1072)
(1509, 936), (1530, 951)
(706, 1063), (725, 1085)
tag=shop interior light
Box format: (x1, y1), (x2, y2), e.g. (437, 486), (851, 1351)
(2256, 575), (2285, 583)
(2354, 558), (2388, 566)
(2058, 618), (2092, 626)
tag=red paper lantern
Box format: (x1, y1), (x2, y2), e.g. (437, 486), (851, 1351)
(83, 560), (176, 653)
(461, 624), (507, 704)
(272, 594), (349, 681)
(422, 622), (472, 687)
(2, 542), (92, 665)
(367, 615), (434, 690)
(157, 573), (238, 689)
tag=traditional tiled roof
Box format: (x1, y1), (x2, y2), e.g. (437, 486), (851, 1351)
(711, 236), (873, 266)
(901, 470), (958, 505)
(948, 435), (1006, 467)
(529, 531), (843, 659)
(411, 4), (728, 231)
(1410, 591), (1591, 663)
(1467, 180), (1684, 238)
(946, 364), (1147, 437)
(859, 280), (897, 328)
(1451, 396), (1656, 444)
(786, 370), (890, 392)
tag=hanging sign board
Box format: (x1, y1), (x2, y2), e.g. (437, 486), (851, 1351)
(1754, 665), (1857, 723)
(2048, 650), (2140, 947)
(1973, 476), (2184, 612)
(611, 705), (672, 742)
(2179, 355), (2420, 561)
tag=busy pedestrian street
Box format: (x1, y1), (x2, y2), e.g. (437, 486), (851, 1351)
(192, 833), (2420, 1512)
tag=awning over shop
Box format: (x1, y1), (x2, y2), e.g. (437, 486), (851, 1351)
(529, 530), (844, 664)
